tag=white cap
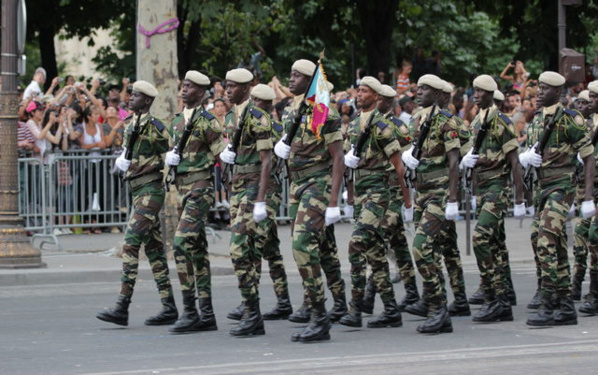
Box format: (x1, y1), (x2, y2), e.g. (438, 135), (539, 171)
(251, 84), (276, 101)
(473, 74), (498, 92)
(378, 84), (397, 98)
(132, 80), (159, 98)
(539, 71), (566, 87)
(291, 59), (316, 76)
(493, 90), (505, 101)
(185, 70), (210, 86)
(417, 74), (444, 90)
(359, 76), (383, 94)
(225, 68), (254, 84)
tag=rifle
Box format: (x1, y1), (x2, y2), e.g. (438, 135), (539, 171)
(124, 111), (142, 161)
(464, 107), (490, 195)
(221, 105), (250, 185)
(523, 106), (564, 191)
(407, 105), (437, 184)
(574, 125), (598, 183)
(347, 110), (377, 181)
(164, 107), (199, 191)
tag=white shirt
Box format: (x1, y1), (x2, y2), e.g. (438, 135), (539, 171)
(399, 111), (412, 125)
(23, 81), (42, 101)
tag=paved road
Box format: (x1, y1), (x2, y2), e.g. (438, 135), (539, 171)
(4, 265), (598, 375)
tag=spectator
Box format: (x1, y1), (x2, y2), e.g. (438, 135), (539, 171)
(23, 67), (47, 101)
(395, 60), (416, 96)
(103, 106), (124, 150)
(452, 88), (466, 118)
(211, 98), (227, 125)
(463, 99), (478, 127)
(500, 60), (528, 92)
(25, 101), (64, 163)
(377, 70), (387, 84)
(211, 78), (225, 99)
(398, 96), (415, 124)
(65, 75), (76, 87)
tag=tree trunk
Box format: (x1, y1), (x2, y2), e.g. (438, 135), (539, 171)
(37, 25), (58, 91)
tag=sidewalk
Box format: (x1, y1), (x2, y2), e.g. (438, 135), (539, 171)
(0, 217), (548, 287)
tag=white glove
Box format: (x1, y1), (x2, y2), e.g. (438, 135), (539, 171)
(514, 203), (526, 219)
(343, 204), (354, 219)
(344, 145), (360, 169)
(459, 149), (479, 170)
(253, 201), (268, 223)
(325, 206), (341, 226)
(577, 152), (584, 165)
(581, 200), (596, 219)
(401, 145), (419, 170)
(165, 150), (180, 166)
(403, 205), (414, 223)
(274, 134), (291, 160)
(518, 142), (538, 169)
(445, 201), (459, 221)
(568, 204), (577, 219)
(527, 205), (535, 217)
(470, 195), (477, 212)
(115, 149), (131, 172)
(219, 145), (236, 165)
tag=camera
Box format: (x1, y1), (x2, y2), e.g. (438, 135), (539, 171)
(99, 79), (106, 86)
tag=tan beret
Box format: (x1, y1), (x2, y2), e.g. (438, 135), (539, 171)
(473, 74), (497, 92)
(441, 80), (454, 94)
(417, 74), (444, 90)
(250, 84), (276, 101)
(226, 68), (254, 84)
(292, 59), (316, 76)
(378, 84), (397, 98)
(539, 71), (565, 87)
(493, 90), (505, 101)
(577, 90), (590, 102)
(185, 70), (210, 86)
(360, 76), (383, 94)
(132, 80), (159, 98)
(588, 81), (598, 94)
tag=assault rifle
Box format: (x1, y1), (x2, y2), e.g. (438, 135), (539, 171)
(464, 108), (490, 195)
(164, 107), (198, 191)
(346, 110), (377, 182)
(124, 111), (142, 161)
(221, 105), (250, 185)
(407, 105), (437, 184)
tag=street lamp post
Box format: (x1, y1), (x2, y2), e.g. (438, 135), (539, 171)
(0, 0), (45, 268)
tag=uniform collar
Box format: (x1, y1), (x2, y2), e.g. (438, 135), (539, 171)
(542, 103), (559, 117)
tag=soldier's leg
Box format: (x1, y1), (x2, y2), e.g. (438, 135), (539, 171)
(440, 220), (469, 316)
(580, 216), (598, 314)
(319, 224), (348, 321)
(572, 216), (591, 300)
(528, 205), (543, 309)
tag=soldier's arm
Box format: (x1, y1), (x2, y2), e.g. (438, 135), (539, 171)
(258, 150), (271, 202)
(507, 149), (524, 204)
(328, 140), (345, 208)
(447, 149), (460, 202)
(389, 152), (412, 208)
(583, 154), (596, 201)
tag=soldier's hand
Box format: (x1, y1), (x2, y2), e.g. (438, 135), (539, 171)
(459, 149), (479, 170)
(325, 206), (341, 226)
(115, 150), (131, 172)
(513, 203), (526, 218)
(274, 135), (291, 160)
(344, 145), (360, 169)
(253, 202), (268, 223)
(219, 144), (236, 165)
(403, 204), (414, 223)
(581, 200), (596, 219)
(445, 201), (459, 221)
(165, 150), (180, 166)
(343, 204), (354, 219)
(401, 145), (419, 170)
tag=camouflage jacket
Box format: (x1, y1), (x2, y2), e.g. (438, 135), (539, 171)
(122, 112), (169, 181)
(526, 103), (593, 187)
(168, 106), (226, 175)
(282, 94), (342, 173)
(383, 112), (412, 187)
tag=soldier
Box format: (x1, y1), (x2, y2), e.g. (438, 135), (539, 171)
(340, 77), (409, 329)
(459, 74), (523, 322)
(166, 71), (226, 334)
(219, 69), (273, 336)
(401, 74), (462, 333)
(274, 58), (345, 342)
(519, 71), (595, 326)
(96, 80), (178, 327)
(361, 84), (420, 315)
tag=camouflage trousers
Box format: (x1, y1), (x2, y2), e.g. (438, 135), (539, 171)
(121, 181), (173, 299)
(589, 214), (598, 277)
(173, 184), (213, 298)
(531, 186), (575, 297)
(412, 187), (450, 308)
(437, 220), (466, 296)
(229, 185), (263, 303)
(472, 185), (511, 296)
(253, 189), (289, 299)
(348, 185), (395, 304)
(573, 187), (598, 278)
(382, 186), (415, 285)
(288, 173), (331, 306)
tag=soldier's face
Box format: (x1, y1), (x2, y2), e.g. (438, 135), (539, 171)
(376, 96), (394, 113)
(181, 80), (204, 105)
(575, 99), (588, 114)
(537, 83), (560, 107)
(589, 91), (598, 113)
(251, 96), (272, 113)
(289, 70), (309, 95)
(417, 84), (437, 107)
(356, 85), (378, 110)
(128, 91), (148, 112)
(473, 87), (493, 109)
(226, 81), (249, 105)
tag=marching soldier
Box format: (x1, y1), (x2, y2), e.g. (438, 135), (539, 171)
(166, 71), (227, 334)
(519, 71), (595, 326)
(274, 59), (345, 342)
(340, 77), (409, 329)
(460, 74), (523, 322)
(402, 74), (462, 333)
(96, 81), (178, 327)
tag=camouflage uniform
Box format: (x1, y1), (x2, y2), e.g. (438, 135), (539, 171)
(526, 104), (594, 302)
(224, 101), (273, 305)
(170, 108), (226, 299)
(120, 112), (173, 300)
(410, 107), (462, 313)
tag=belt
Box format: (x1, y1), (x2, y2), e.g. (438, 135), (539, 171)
(538, 166), (573, 180)
(416, 168), (448, 184)
(475, 169), (506, 183)
(175, 170), (211, 188)
(128, 172), (162, 190)
(233, 164), (262, 175)
(289, 162), (331, 181)
(355, 168), (386, 180)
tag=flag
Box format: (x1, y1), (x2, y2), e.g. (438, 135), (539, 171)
(305, 61), (330, 139)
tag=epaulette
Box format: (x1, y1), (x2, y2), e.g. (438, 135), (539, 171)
(439, 110), (454, 118)
(151, 117), (165, 132)
(375, 120), (389, 130)
(390, 116), (405, 127)
(249, 107), (264, 119)
(497, 112), (511, 125)
(564, 107), (579, 118)
(200, 111), (215, 121)
(124, 113), (134, 122)
(272, 121), (283, 133)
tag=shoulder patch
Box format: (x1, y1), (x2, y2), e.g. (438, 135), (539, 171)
(390, 116), (405, 127)
(150, 117), (165, 132)
(498, 112), (511, 125)
(564, 108), (579, 118)
(272, 121), (283, 133)
(249, 107), (264, 119)
(124, 113), (134, 122)
(375, 120), (388, 130)
(439, 110), (454, 118)
(200, 111), (215, 121)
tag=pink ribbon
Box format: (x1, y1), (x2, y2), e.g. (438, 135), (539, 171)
(137, 18), (180, 48)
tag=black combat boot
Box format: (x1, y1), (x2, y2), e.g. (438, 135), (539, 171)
(504, 275), (517, 306)
(296, 301), (331, 342)
(397, 281), (420, 312)
(527, 279), (542, 309)
(227, 303), (244, 321)
(416, 301), (453, 334)
(361, 276), (377, 314)
(554, 295), (578, 325)
(144, 296), (178, 326)
(468, 285), (485, 305)
(472, 291), (513, 323)
(196, 297), (218, 331)
(328, 293), (348, 322)
(96, 295), (131, 326)
(339, 300), (362, 327)
(579, 271), (598, 315)
(404, 298), (429, 317)
(230, 299), (265, 337)
(367, 299), (402, 328)
(169, 291), (200, 334)
(448, 292), (471, 316)
(526, 292), (555, 326)
(288, 302), (311, 323)
(263, 294), (293, 320)
(571, 273), (584, 301)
